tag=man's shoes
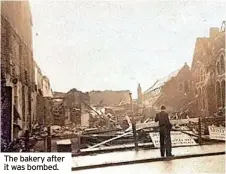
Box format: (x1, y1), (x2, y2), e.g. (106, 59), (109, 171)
(166, 154), (175, 158)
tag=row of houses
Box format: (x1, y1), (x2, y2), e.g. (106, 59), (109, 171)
(1, 1), (53, 142)
(142, 23), (225, 118)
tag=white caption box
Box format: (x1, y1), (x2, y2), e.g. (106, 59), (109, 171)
(0, 153), (72, 174)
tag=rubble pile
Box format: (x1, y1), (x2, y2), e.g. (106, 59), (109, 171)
(88, 112), (118, 130)
(52, 99), (65, 126)
(32, 124), (49, 140)
(51, 125), (79, 137)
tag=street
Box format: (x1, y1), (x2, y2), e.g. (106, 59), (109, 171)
(72, 143), (225, 169)
(0, 3), (225, 174)
(73, 155), (225, 174)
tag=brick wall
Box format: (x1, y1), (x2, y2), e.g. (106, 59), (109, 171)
(144, 64), (193, 113)
(191, 29), (225, 117)
(1, 1), (36, 138)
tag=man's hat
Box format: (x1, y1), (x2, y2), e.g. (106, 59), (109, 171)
(161, 105), (166, 110)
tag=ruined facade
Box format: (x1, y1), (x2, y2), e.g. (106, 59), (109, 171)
(1, 2), (53, 142)
(34, 62), (53, 125)
(1, 1), (35, 140)
(42, 76), (53, 98)
(191, 24), (225, 117)
(89, 90), (130, 106)
(52, 89), (90, 126)
(143, 63), (193, 113)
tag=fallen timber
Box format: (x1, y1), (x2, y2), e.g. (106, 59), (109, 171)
(86, 118), (199, 149)
(72, 117), (225, 156)
(126, 118), (199, 131)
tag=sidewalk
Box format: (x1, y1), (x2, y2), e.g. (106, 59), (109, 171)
(72, 143), (225, 170)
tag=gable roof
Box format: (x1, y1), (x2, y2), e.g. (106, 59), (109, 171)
(144, 69), (180, 93)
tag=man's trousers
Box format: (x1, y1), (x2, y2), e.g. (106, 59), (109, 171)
(159, 127), (172, 157)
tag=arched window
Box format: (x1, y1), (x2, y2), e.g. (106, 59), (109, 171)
(221, 80), (225, 107)
(220, 54), (225, 74)
(202, 97), (205, 109)
(217, 62), (221, 74)
(179, 83), (183, 91)
(195, 88), (198, 96)
(198, 88), (202, 109)
(200, 69), (204, 81)
(202, 87), (205, 109)
(216, 81), (221, 107)
(210, 72), (214, 85)
(210, 72), (214, 79)
(184, 80), (189, 93)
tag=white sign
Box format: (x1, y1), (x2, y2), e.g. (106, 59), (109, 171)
(149, 131), (197, 147)
(208, 126), (225, 141)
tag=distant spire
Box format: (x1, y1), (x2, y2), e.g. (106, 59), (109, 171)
(137, 83), (142, 104)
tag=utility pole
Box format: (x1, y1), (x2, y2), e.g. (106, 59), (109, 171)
(129, 93), (138, 151)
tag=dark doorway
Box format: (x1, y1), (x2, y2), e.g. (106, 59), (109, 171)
(1, 86), (12, 142)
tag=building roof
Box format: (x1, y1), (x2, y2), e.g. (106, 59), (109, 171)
(144, 69), (180, 93)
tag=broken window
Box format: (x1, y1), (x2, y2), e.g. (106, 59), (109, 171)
(216, 81), (221, 108)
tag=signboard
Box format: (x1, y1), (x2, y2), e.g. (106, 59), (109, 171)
(208, 126), (225, 141)
(149, 131), (197, 147)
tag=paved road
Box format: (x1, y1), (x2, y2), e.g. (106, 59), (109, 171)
(73, 155), (225, 174)
(72, 143), (225, 168)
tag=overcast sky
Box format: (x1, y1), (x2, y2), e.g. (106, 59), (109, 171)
(30, 0), (225, 98)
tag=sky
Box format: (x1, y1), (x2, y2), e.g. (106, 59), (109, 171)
(30, 0), (226, 98)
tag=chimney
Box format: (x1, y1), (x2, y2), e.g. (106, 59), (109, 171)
(209, 27), (219, 38)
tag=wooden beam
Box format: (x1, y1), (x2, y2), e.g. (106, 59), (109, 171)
(88, 118), (199, 149)
(126, 118), (199, 131)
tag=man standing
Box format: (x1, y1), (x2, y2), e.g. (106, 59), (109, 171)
(155, 105), (174, 157)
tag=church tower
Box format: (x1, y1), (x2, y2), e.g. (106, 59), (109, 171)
(137, 83), (142, 104)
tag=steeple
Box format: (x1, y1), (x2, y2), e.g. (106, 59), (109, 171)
(137, 83), (142, 104)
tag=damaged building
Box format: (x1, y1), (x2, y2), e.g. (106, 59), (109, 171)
(1, 1), (53, 143)
(143, 63), (193, 114)
(52, 89), (90, 126)
(191, 23), (225, 117)
(51, 89), (138, 129)
(1, 1), (35, 141)
(34, 62), (53, 126)
(143, 22), (225, 118)
(89, 90), (130, 106)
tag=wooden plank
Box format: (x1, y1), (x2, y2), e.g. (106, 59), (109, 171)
(88, 118), (199, 149)
(88, 132), (133, 149)
(126, 118), (199, 131)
